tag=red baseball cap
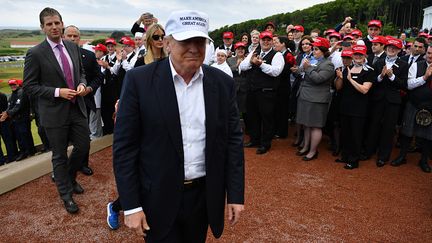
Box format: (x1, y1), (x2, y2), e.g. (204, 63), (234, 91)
(341, 50), (353, 58)
(368, 20), (382, 28)
(352, 45), (367, 55)
(223, 31), (234, 39)
(293, 25), (304, 32)
(325, 29), (336, 36)
(351, 29), (363, 37)
(265, 21), (276, 29)
(17, 79), (23, 86)
(329, 32), (341, 40)
(259, 31), (273, 39)
(385, 38), (403, 49)
(93, 43), (107, 52)
(371, 36), (387, 45)
(122, 38), (135, 47)
(312, 37), (330, 49)
(234, 42), (246, 50)
(105, 38), (117, 45)
(419, 32), (429, 38)
(8, 79), (19, 86)
(343, 35), (354, 41)
(120, 36), (132, 44)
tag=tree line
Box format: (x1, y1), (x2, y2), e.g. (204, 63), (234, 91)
(209, 0), (432, 45)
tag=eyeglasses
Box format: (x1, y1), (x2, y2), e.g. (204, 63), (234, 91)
(152, 34), (165, 41)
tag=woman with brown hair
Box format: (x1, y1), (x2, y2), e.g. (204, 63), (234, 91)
(134, 23), (167, 67)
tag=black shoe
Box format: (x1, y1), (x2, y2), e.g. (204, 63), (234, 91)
(256, 146), (269, 155)
(296, 150), (308, 156)
(244, 142), (260, 148)
(15, 154), (28, 161)
(419, 162), (431, 173)
(80, 166), (93, 176)
(344, 162), (359, 170)
(63, 198), (79, 214)
(302, 152), (318, 161)
(51, 173), (55, 182)
(72, 182), (84, 194)
(376, 159), (386, 167)
(390, 156), (407, 167)
(335, 158), (345, 163)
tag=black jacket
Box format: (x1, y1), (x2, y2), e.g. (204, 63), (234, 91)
(81, 48), (103, 112)
(7, 88), (30, 121)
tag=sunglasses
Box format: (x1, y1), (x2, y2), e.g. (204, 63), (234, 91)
(152, 34), (165, 41)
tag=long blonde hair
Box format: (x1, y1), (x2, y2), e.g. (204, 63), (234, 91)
(144, 24), (167, 64)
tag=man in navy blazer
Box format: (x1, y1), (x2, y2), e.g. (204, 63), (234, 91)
(113, 10), (245, 242)
(23, 7), (90, 214)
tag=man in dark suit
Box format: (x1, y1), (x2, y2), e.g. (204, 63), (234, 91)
(363, 38), (409, 167)
(113, 10), (244, 242)
(23, 7), (90, 214)
(64, 25), (103, 176)
(366, 36), (387, 65)
(400, 37), (426, 67)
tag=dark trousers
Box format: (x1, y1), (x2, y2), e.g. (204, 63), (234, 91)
(13, 118), (33, 155)
(274, 85), (290, 138)
(364, 100), (400, 161)
(112, 197), (122, 213)
(145, 181), (208, 243)
(81, 107), (93, 168)
(340, 115), (366, 163)
(35, 112), (50, 150)
(101, 100), (115, 135)
(246, 90), (276, 148)
(398, 135), (432, 164)
(45, 105), (90, 201)
(1, 120), (18, 162)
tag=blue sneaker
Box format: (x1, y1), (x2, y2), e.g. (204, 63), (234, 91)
(107, 202), (120, 230)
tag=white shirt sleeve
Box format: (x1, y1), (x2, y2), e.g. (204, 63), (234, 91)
(124, 207), (143, 216)
(407, 62), (426, 90)
(259, 52), (284, 77)
(239, 52), (253, 72)
(111, 60), (121, 75)
(122, 55), (137, 71)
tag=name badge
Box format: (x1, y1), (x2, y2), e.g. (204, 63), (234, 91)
(352, 76), (358, 79)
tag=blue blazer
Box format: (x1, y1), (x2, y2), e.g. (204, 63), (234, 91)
(113, 58), (245, 240)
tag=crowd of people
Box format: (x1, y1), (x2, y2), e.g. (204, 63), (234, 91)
(1, 6), (431, 241)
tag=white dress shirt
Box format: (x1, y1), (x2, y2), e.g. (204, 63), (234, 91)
(124, 57), (207, 216)
(407, 61), (430, 90)
(111, 51), (137, 75)
(239, 49), (284, 77)
(377, 56), (397, 82)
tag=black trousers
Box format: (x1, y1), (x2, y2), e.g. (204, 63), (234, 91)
(145, 181), (208, 243)
(45, 104), (90, 201)
(364, 100), (400, 161)
(246, 90), (276, 148)
(340, 115), (366, 163)
(13, 118), (33, 155)
(273, 85), (290, 138)
(398, 135), (432, 164)
(101, 100), (115, 135)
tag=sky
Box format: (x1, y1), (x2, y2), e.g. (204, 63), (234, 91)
(0, 0), (333, 30)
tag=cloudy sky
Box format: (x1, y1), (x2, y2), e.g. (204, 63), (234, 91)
(1, 0), (332, 30)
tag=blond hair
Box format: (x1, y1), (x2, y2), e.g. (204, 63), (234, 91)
(144, 24), (167, 64)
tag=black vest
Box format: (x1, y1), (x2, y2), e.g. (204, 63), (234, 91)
(117, 52), (136, 96)
(412, 61), (432, 110)
(248, 49), (279, 90)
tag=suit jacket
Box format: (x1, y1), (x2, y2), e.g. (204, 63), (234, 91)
(113, 58), (245, 240)
(23, 39), (87, 127)
(367, 52), (387, 66)
(369, 58), (409, 104)
(400, 54), (424, 66)
(297, 58), (335, 103)
(81, 48), (103, 112)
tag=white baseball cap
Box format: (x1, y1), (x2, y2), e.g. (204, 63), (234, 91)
(165, 10), (212, 41)
(134, 32), (144, 38)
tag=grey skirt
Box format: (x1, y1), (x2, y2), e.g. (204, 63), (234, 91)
(296, 98), (329, 128)
(401, 102), (432, 140)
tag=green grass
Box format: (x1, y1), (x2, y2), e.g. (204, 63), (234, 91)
(0, 61), (24, 94)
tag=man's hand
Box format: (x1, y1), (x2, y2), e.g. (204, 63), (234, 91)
(97, 59), (109, 69)
(336, 68), (343, 79)
(0, 111), (8, 122)
(227, 204), (244, 226)
(380, 65), (388, 78)
(116, 49), (122, 62)
(125, 211), (150, 237)
(76, 84), (87, 96)
(385, 67), (394, 78)
(302, 58), (311, 69)
(59, 88), (78, 100)
(424, 65), (432, 80)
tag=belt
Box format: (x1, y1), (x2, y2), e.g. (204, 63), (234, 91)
(183, 177), (205, 189)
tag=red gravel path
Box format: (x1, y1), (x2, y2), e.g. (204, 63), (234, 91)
(0, 136), (431, 242)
